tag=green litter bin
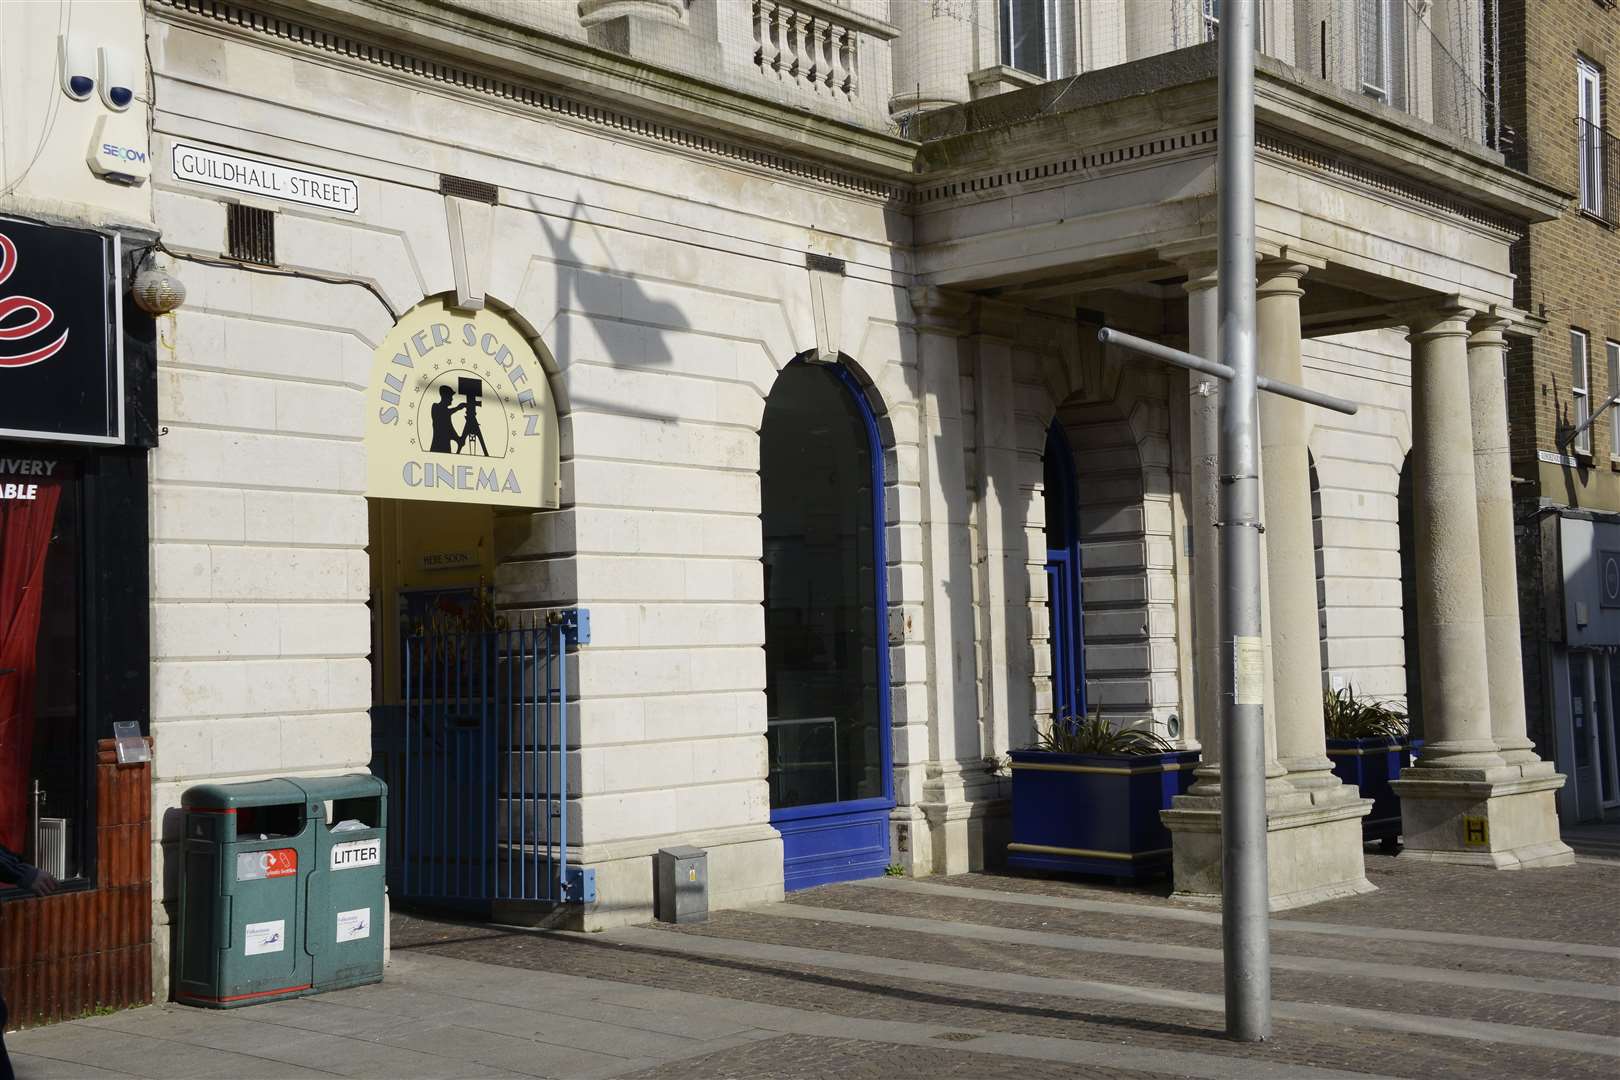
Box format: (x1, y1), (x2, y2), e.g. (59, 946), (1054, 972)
(175, 774), (387, 1008)
(302, 774), (387, 993)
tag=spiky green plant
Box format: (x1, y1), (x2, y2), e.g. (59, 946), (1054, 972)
(1033, 705), (1176, 756)
(1321, 686), (1408, 740)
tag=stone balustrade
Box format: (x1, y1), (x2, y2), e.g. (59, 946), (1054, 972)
(753, 0), (861, 98)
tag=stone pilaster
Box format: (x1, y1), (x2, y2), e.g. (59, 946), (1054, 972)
(906, 286), (997, 876)
(1393, 305), (1571, 869)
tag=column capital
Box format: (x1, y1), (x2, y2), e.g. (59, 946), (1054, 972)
(970, 298), (1023, 343)
(1403, 298), (1479, 341)
(1466, 312), (1514, 346)
(1255, 258), (1311, 299)
(1157, 239), (1219, 290)
(907, 286), (973, 335)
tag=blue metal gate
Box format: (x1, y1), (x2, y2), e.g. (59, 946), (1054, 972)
(371, 610), (593, 912)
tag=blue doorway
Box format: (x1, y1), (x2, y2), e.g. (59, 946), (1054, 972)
(1045, 423), (1086, 722)
(761, 359), (893, 890)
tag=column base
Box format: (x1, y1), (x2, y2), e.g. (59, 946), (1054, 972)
(1162, 794), (1374, 911)
(1391, 764), (1573, 869)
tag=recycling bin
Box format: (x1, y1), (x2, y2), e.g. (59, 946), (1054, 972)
(174, 774), (387, 1008)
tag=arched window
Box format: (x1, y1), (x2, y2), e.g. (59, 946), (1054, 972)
(761, 360), (891, 889)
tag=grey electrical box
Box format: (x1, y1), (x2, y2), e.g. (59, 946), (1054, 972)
(654, 845), (708, 924)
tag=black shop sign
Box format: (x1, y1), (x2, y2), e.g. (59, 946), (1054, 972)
(0, 216), (123, 444)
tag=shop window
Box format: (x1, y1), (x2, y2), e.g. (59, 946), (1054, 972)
(1, 457), (89, 888)
(761, 362), (887, 812)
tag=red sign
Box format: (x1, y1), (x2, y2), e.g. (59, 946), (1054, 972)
(236, 848), (298, 881)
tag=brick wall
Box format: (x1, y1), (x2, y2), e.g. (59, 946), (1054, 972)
(0, 740), (154, 1030)
(1500, 0), (1620, 759)
(1502, 0), (1620, 475)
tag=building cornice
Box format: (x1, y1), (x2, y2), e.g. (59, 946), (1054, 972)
(152, 0), (917, 191)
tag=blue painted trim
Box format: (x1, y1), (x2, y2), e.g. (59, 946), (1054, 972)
(778, 805), (891, 891)
(766, 358), (895, 889)
(770, 795), (893, 823)
(1044, 422), (1086, 721)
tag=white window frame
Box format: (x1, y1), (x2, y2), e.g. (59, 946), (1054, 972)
(1578, 57), (1604, 216)
(1202, 0), (1220, 43)
(1358, 0), (1394, 103)
(1000, 0), (1071, 80)
(1608, 339), (1619, 458)
(1573, 328), (1592, 456)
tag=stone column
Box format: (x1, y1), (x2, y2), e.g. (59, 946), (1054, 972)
(1160, 252), (1368, 910)
(907, 286), (992, 876)
(1466, 314), (1539, 766)
(1180, 257), (1226, 786)
(889, 1), (973, 115)
(1256, 259), (1349, 799)
(1407, 309), (1503, 771)
(1394, 305), (1571, 868)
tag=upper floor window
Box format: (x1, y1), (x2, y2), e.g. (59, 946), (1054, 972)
(1357, 0), (1407, 106)
(1608, 340), (1620, 458)
(1001, 0), (1062, 79)
(1578, 56), (1606, 217)
(1572, 328), (1592, 456)
(1202, 0), (1220, 43)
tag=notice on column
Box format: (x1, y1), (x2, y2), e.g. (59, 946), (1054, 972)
(1233, 636), (1265, 706)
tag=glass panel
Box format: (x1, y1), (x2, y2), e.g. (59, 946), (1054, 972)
(1001, 0), (1049, 78)
(1609, 342), (1619, 457)
(1573, 331), (1591, 454)
(1572, 658), (1590, 768)
(1, 455), (86, 886)
(1358, 0), (1387, 100)
(762, 364), (883, 810)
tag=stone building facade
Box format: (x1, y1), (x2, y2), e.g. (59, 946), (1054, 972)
(1500, 0), (1620, 823)
(0, 0), (1582, 1008)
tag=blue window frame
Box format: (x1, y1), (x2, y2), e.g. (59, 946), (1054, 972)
(1044, 422), (1086, 722)
(761, 358), (893, 890)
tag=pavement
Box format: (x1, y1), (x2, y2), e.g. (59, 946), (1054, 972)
(8, 847), (1620, 1079)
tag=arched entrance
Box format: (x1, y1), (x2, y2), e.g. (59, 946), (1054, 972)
(761, 359), (892, 890)
(1044, 422), (1086, 722)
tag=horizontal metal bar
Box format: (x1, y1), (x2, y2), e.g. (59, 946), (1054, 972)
(1097, 327), (1359, 416)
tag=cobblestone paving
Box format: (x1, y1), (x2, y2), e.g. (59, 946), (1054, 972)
(614, 1033), (1167, 1080)
(391, 896), (1616, 1079)
(658, 909), (1620, 1034)
(792, 881), (1620, 987)
(944, 852), (1620, 947)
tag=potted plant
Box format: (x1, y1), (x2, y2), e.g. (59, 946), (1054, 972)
(1006, 706), (1199, 880)
(1322, 687), (1419, 850)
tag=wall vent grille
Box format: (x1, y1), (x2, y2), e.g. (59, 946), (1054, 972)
(440, 174), (499, 204)
(226, 204), (276, 265)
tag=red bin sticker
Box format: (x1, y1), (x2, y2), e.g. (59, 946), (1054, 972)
(236, 848), (298, 881)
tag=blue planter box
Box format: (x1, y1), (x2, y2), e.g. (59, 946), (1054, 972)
(1326, 737), (1420, 845)
(1006, 748), (1200, 880)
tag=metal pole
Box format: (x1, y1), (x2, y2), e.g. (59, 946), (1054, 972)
(1218, 0), (1271, 1042)
(1095, 328), (1360, 416)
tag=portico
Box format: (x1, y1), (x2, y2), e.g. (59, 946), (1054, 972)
(904, 45), (1570, 902)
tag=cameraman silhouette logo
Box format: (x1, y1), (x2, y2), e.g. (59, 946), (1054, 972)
(428, 386), (464, 453)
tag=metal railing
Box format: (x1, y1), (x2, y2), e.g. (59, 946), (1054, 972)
(1577, 117), (1618, 223)
(372, 611), (593, 911)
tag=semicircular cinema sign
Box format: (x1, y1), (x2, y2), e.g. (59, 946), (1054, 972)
(366, 299), (559, 509)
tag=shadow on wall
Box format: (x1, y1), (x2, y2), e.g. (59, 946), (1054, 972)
(522, 195), (691, 422)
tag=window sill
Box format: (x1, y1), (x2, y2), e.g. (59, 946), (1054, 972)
(1577, 208), (1617, 229)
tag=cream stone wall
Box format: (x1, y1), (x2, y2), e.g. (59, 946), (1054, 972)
(145, 0), (923, 984)
(1304, 329), (1415, 706)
